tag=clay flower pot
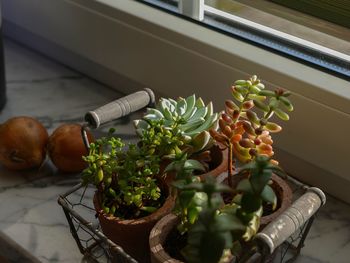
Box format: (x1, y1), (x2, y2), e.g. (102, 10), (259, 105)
(226, 173), (292, 229)
(93, 187), (175, 262)
(164, 144), (228, 185)
(149, 214), (234, 263)
(149, 213), (181, 263)
(200, 144), (228, 179)
(260, 174), (292, 228)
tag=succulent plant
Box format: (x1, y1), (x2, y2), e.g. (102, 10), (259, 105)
(167, 154), (280, 263)
(134, 94), (218, 157)
(210, 75), (293, 186)
(82, 129), (163, 219)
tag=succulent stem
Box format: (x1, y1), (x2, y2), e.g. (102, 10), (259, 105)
(228, 143), (233, 188)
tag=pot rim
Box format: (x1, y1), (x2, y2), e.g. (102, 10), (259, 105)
(200, 144), (228, 178)
(93, 182), (175, 225)
(149, 213), (182, 263)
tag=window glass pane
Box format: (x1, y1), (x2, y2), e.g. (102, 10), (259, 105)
(205, 0), (350, 56)
(140, 0), (350, 78)
(269, 0), (350, 28)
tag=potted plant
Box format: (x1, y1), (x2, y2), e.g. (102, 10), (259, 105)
(82, 130), (175, 262)
(150, 155), (281, 263)
(209, 75), (294, 226)
(82, 94), (223, 262)
(133, 94), (227, 180)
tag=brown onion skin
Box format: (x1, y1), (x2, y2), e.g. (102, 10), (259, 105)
(48, 124), (93, 173)
(0, 116), (48, 170)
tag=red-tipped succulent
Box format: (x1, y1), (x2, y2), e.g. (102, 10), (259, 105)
(210, 75), (294, 186)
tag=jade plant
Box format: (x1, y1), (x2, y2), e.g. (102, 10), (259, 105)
(165, 152), (207, 234)
(167, 154), (282, 263)
(134, 95), (218, 168)
(210, 75), (294, 187)
(82, 130), (164, 219)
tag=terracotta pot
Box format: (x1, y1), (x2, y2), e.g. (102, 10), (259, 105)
(149, 214), (234, 263)
(163, 144), (228, 185)
(225, 173), (292, 229)
(93, 185), (175, 262)
(200, 144), (228, 180)
(260, 174), (292, 228)
(149, 213), (181, 263)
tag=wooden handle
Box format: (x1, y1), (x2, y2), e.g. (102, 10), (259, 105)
(84, 88), (155, 128)
(255, 187), (326, 254)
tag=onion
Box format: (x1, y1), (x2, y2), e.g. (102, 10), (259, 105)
(0, 116), (48, 170)
(48, 123), (93, 173)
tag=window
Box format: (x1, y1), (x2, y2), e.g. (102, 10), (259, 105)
(140, 0), (350, 78)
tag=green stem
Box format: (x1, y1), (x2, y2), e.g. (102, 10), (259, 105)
(234, 92), (250, 124)
(228, 143), (233, 188)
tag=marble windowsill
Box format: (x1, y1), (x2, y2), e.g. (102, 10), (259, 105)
(1, 39), (350, 263)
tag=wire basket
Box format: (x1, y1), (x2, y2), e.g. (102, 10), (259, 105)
(58, 171), (322, 263)
(57, 89), (325, 263)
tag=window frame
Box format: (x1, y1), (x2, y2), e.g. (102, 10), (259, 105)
(140, 0), (350, 79)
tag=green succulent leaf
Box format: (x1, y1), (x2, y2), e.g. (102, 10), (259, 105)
(234, 85), (247, 94)
(147, 108), (164, 119)
(177, 98), (187, 115)
(179, 190), (196, 208)
(274, 108), (290, 121)
(234, 80), (247, 86)
(261, 185), (277, 210)
(196, 97), (205, 108)
(188, 107), (208, 123)
(242, 209), (261, 241)
(253, 99), (270, 112)
(188, 206), (201, 225)
(192, 131), (211, 152)
(186, 113), (218, 136)
(186, 94), (196, 110)
(206, 102), (214, 116)
(279, 96), (294, 111)
(169, 98), (178, 108)
(236, 179), (253, 194)
(133, 119), (149, 130)
(265, 122), (282, 133)
(140, 206), (157, 213)
(184, 159), (206, 172)
(246, 110), (260, 125)
(160, 98), (175, 113)
(216, 213), (246, 232)
(259, 90), (275, 97)
(241, 193), (262, 213)
(183, 106), (197, 121)
(248, 94), (266, 101)
(232, 89), (245, 102)
(268, 97), (280, 110)
(249, 85), (261, 94)
(250, 170), (272, 195)
(181, 117), (205, 132)
(256, 83), (265, 90)
(163, 107), (173, 120)
(143, 113), (161, 120)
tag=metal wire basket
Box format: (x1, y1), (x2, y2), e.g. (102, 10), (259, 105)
(57, 173), (324, 263)
(57, 89), (326, 263)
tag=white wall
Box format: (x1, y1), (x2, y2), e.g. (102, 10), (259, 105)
(3, 0), (350, 202)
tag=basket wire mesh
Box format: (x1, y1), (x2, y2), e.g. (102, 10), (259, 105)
(57, 90), (321, 263)
(58, 172), (319, 263)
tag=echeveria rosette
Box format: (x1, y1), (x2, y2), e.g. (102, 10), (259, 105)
(134, 94), (218, 158)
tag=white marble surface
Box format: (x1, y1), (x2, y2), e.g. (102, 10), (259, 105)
(1, 39), (350, 263)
